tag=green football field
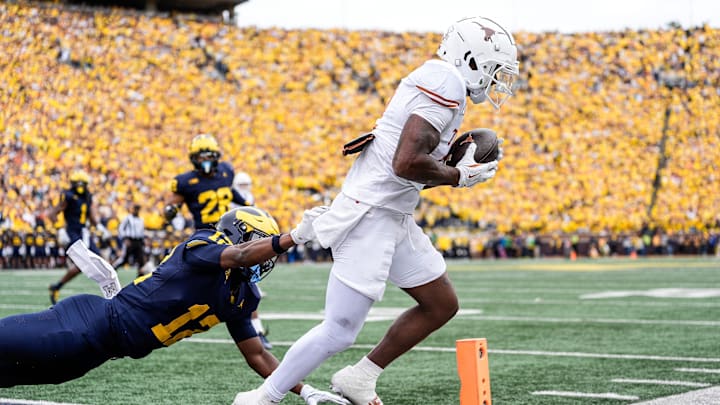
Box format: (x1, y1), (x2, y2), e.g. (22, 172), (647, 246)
(1, 258), (719, 405)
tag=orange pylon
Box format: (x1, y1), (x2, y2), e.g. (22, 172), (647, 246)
(456, 338), (492, 405)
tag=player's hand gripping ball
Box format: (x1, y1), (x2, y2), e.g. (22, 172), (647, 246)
(445, 128), (499, 167)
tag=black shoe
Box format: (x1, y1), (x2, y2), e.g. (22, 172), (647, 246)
(49, 283), (61, 305)
(258, 332), (273, 350)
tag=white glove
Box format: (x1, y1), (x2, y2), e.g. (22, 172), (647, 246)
(66, 240), (122, 299)
(455, 143), (499, 188)
(290, 206), (330, 244)
(497, 137), (505, 161)
(300, 385), (350, 405)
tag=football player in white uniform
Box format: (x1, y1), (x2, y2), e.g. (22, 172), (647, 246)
(234, 16), (519, 405)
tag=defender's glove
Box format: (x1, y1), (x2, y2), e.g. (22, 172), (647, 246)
(66, 240), (122, 299)
(300, 385), (351, 405)
(164, 204), (179, 222)
(455, 143), (499, 188)
(290, 206), (330, 244)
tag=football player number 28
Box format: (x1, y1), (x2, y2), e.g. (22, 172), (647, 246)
(197, 187), (233, 224)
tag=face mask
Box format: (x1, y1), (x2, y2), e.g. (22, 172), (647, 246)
(248, 265), (262, 283)
(200, 160), (213, 174)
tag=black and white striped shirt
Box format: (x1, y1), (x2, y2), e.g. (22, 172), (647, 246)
(118, 214), (145, 240)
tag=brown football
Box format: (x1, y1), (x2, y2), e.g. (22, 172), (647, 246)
(445, 128), (499, 167)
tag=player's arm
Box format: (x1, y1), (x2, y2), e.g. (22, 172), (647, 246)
(219, 205), (329, 269)
(163, 192), (185, 222)
(234, 337), (304, 395)
(392, 114), (461, 187)
(46, 201), (66, 223)
(46, 196), (67, 223)
(230, 188), (249, 206)
(87, 197), (112, 239)
(219, 233), (295, 269)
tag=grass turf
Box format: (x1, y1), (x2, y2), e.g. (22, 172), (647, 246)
(0, 257), (718, 404)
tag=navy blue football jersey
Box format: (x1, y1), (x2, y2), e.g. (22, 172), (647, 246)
(62, 188), (92, 235)
(170, 161), (248, 229)
(110, 228), (260, 359)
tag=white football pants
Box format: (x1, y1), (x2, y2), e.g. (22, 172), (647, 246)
(264, 272), (374, 396)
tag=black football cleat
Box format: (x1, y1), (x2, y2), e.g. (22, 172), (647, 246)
(48, 283), (61, 305)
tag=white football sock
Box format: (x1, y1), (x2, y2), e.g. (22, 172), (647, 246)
(356, 356), (383, 379)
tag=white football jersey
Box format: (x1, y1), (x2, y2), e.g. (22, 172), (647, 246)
(342, 59), (467, 213)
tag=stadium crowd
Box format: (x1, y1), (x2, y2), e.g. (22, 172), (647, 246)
(1, 2), (719, 268)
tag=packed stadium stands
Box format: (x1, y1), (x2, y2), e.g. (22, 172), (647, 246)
(1, 2), (719, 266)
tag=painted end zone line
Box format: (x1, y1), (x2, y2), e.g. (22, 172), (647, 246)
(532, 391), (639, 401)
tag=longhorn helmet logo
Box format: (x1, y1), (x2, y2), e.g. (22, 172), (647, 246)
(481, 26), (496, 42)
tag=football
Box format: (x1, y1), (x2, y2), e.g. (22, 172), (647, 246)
(445, 128), (499, 167)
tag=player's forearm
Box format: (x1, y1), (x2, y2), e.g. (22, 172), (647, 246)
(220, 234), (293, 269)
(237, 338), (303, 396)
(393, 155), (459, 187)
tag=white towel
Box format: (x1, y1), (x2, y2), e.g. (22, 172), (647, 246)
(312, 192), (371, 249)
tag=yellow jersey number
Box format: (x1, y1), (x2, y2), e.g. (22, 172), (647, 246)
(150, 304), (220, 346)
(197, 187), (233, 224)
(79, 202), (87, 224)
(133, 244), (222, 347)
(133, 231), (233, 347)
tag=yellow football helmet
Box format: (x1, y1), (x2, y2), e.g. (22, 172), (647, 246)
(189, 134), (221, 174)
(69, 170), (90, 194)
(216, 206), (280, 282)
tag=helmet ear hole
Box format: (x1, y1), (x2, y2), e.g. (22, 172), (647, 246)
(468, 58), (478, 71)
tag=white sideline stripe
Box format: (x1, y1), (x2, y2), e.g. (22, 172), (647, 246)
(260, 308), (482, 322)
(612, 378), (711, 387)
(187, 338), (720, 363)
(0, 399), (84, 405)
(532, 391), (639, 400)
(461, 297), (720, 308)
(630, 386), (720, 405)
(0, 304), (47, 310)
(675, 367), (720, 374)
(464, 315), (720, 327)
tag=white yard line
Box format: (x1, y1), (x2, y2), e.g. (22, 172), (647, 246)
(630, 386), (720, 405)
(187, 338), (720, 363)
(612, 378), (711, 387)
(0, 399), (84, 405)
(675, 367), (720, 374)
(460, 297), (720, 308)
(463, 315), (720, 327)
(532, 390), (639, 400)
(0, 304), (47, 310)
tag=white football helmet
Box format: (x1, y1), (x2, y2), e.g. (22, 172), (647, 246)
(233, 171), (252, 189)
(437, 16), (519, 108)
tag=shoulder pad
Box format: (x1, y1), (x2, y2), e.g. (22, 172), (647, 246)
(410, 61), (465, 108)
(186, 240), (209, 249)
(185, 229), (232, 250)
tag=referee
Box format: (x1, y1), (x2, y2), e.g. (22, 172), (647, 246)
(113, 204), (146, 276)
